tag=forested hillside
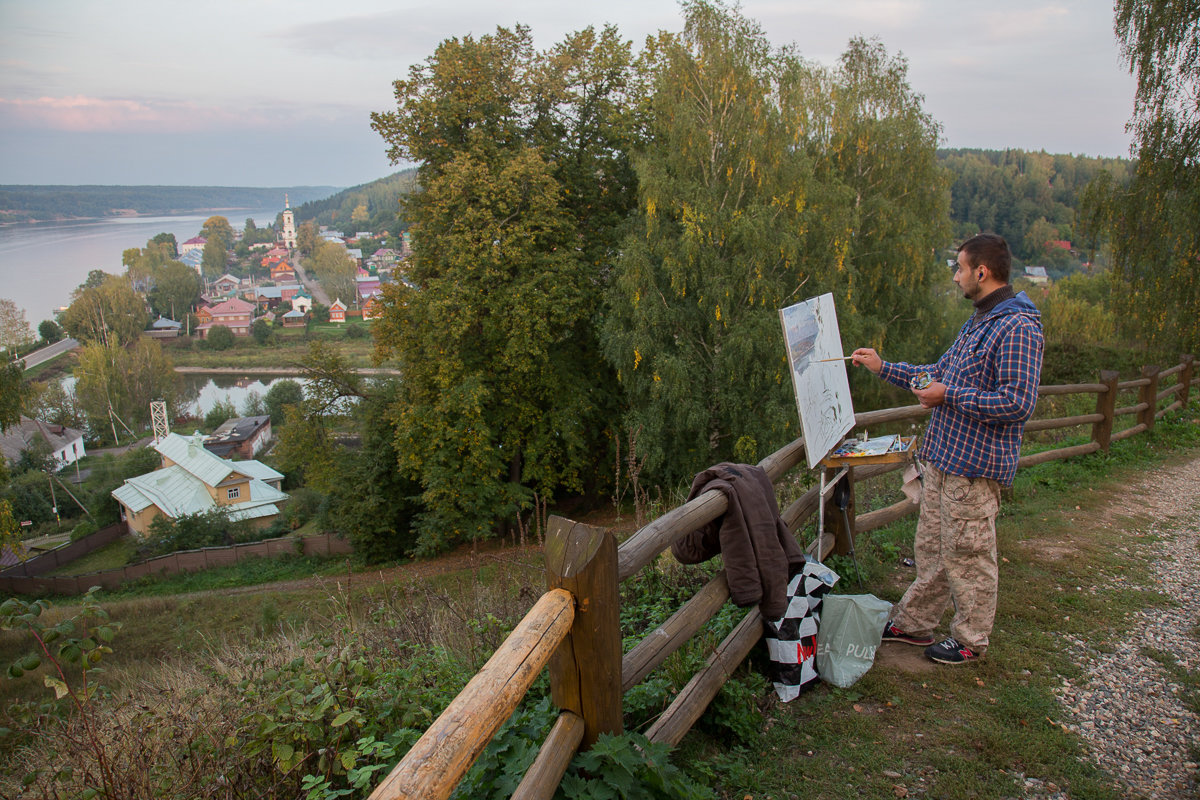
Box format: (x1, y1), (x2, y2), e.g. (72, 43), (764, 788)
(0, 185), (340, 223)
(290, 170), (417, 237)
(940, 148), (1131, 275)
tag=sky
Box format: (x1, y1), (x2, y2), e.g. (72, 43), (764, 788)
(0, 0), (1137, 189)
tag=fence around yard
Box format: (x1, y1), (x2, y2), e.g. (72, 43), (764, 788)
(0, 530), (352, 596)
(368, 354), (1196, 800)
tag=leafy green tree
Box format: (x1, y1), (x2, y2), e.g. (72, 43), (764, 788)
(241, 389), (267, 418)
(370, 22), (635, 549)
(147, 260), (201, 320)
(30, 377), (84, 430)
(60, 275), (148, 347)
(264, 379), (304, 425)
(1, 361), (26, 432)
(251, 317), (272, 345)
(1083, 1), (1200, 351)
(0, 499), (24, 561)
(200, 216), (234, 250)
(0, 298), (33, 353)
(602, 1), (826, 482)
(151, 231), (178, 257)
(38, 319), (62, 343)
(308, 240), (357, 307)
(297, 220), (319, 256)
(201, 237), (228, 278)
(74, 339), (178, 437)
(206, 325), (235, 351)
(205, 397), (237, 431)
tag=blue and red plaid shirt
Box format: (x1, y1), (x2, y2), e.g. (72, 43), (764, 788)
(878, 291), (1044, 486)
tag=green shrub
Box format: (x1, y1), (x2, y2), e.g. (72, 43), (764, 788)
(206, 325), (235, 350)
(70, 519), (98, 542)
(344, 322), (365, 340)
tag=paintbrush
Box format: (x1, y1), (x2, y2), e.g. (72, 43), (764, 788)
(815, 356), (854, 363)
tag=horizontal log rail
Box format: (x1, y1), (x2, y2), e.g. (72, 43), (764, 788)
(1036, 382), (1108, 396)
(1117, 377), (1152, 390)
(368, 588), (575, 800)
(1024, 412), (1104, 432)
(1111, 422), (1149, 442)
(1115, 402), (1150, 417)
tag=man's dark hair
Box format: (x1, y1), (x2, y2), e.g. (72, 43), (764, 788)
(957, 233), (1012, 283)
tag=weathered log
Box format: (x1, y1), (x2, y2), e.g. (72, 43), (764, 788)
(617, 490), (726, 582)
(758, 437), (807, 482)
(367, 589), (574, 800)
(644, 608), (763, 747)
(545, 517), (622, 746)
(1117, 377), (1152, 390)
(853, 404), (929, 426)
(510, 712), (585, 800)
(780, 484), (820, 534)
(1115, 402), (1149, 417)
(1024, 413), (1104, 432)
(1017, 441), (1101, 468)
(1111, 422), (1148, 442)
(855, 497), (920, 533)
(1035, 382), (1108, 395)
(622, 572), (731, 692)
(1156, 383), (1182, 403)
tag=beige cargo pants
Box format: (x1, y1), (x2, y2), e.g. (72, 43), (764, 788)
(891, 462), (1001, 655)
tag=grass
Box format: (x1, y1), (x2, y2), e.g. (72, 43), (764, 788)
(44, 535), (138, 576)
(162, 324), (384, 369)
(2, 404), (1198, 798)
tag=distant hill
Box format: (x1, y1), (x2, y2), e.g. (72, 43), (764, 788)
(292, 169), (418, 236)
(0, 185), (343, 223)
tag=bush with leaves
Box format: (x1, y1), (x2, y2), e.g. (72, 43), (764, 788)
(142, 507), (259, 557)
(205, 324), (235, 351)
(252, 317), (273, 345)
(343, 322), (366, 340)
(205, 396), (238, 431)
(265, 378), (305, 426)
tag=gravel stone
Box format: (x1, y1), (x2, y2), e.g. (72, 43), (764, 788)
(1052, 453), (1200, 799)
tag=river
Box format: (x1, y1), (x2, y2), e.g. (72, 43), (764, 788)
(0, 207), (281, 323)
(61, 372), (308, 420)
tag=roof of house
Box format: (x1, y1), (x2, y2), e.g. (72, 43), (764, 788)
(180, 250), (203, 266)
(112, 432), (287, 523)
(151, 317), (182, 330)
(0, 416), (85, 464)
(283, 309), (306, 319)
(183, 236), (207, 245)
(1025, 266), (1049, 278)
(207, 297), (256, 315)
(330, 299), (347, 310)
(205, 416), (271, 453)
(214, 273), (240, 285)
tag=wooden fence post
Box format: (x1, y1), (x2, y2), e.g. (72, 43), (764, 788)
(1179, 354), (1195, 408)
(822, 467), (856, 557)
(1092, 370), (1119, 452)
(544, 516), (622, 747)
(1139, 365), (1160, 432)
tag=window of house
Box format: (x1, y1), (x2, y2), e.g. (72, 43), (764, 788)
(227, 487), (240, 500)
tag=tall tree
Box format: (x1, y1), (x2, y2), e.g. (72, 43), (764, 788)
(0, 298), (34, 353)
(602, 1), (826, 482)
(59, 275), (148, 347)
(200, 215), (234, 250)
(147, 260), (201, 320)
(74, 339), (178, 436)
(1, 361), (26, 432)
(308, 241), (357, 306)
(370, 23), (635, 551)
(1085, 1), (1200, 351)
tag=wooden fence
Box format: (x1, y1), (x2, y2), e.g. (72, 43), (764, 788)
(0, 531), (353, 596)
(367, 354), (1196, 800)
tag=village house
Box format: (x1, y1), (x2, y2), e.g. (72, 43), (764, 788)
(146, 317), (183, 339)
(195, 296), (255, 338)
(204, 415), (273, 459)
(180, 236), (207, 255)
(212, 274), (241, 296)
(270, 261), (296, 283)
(356, 274), (381, 304)
(0, 416), (86, 470)
(329, 299), (348, 323)
(290, 290), (313, 314)
(281, 309), (307, 327)
(362, 294), (384, 321)
(112, 432), (287, 537)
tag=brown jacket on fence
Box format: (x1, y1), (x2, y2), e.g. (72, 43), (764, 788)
(671, 463), (806, 619)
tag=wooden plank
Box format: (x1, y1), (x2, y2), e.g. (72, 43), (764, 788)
(1024, 413), (1104, 433)
(367, 588), (574, 800)
(1159, 362), (1185, 378)
(1017, 441), (1101, 468)
(644, 608), (763, 747)
(1178, 355), (1195, 407)
(510, 712), (585, 800)
(616, 490), (727, 582)
(1156, 384), (1181, 403)
(1117, 377), (1152, 390)
(622, 572), (731, 692)
(545, 516), (622, 747)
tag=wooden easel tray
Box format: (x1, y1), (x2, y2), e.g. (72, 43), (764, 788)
(820, 435), (918, 467)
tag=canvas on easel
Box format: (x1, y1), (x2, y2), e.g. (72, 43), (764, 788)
(779, 293), (855, 469)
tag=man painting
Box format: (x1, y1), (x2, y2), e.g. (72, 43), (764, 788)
(851, 233), (1044, 664)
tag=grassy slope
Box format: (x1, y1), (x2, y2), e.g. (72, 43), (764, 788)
(1, 406), (1197, 798)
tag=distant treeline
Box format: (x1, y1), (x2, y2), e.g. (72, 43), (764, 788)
(0, 185), (342, 223)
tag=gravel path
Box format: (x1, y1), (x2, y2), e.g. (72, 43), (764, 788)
(1053, 453), (1200, 799)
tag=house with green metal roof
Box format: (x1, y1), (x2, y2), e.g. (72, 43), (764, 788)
(112, 432), (287, 537)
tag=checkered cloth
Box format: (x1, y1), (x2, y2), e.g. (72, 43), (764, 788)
(762, 559), (840, 702)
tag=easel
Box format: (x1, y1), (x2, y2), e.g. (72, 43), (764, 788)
(816, 435), (917, 585)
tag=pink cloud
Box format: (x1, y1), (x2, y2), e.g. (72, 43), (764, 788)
(0, 95), (255, 132)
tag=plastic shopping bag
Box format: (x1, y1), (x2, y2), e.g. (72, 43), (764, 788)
(815, 594), (892, 688)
